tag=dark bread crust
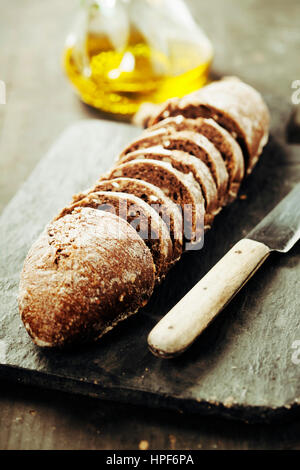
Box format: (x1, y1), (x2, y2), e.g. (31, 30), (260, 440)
(118, 128), (228, 206)
(147, 77), (270, 173)
(146, 116), (245, 202)
(19, 208), (155, 347)
(55, 191), (173, 281)
(72, 177), (183, 264)
(119, 147), (219, 229)
(104, 159), (205, 246)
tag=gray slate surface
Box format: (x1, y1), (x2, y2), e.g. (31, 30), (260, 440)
(0, 119), (299, 423)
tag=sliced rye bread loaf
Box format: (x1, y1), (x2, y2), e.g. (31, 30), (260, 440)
(103, 159), (205, 247)
(19, 77), (271, 349)
(72, 177), (183, 264)
(147, 77), (270, 174)
(19, 208), (155, 347)
(146, 116), (245, 202)
(56, 191), (173, 281)
(119, 128), (228, 206)
(119, 146), (219, 229)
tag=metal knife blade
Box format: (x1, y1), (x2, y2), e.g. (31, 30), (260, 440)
(248, 182), (300, 252)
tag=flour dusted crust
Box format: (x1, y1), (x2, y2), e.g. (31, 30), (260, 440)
(147, 77), (270, 173)
(118, 129), (228, 207)
(146, 116), (245, 202)
(72, 177), (183, 264)
(119, 146), (219, 229)
(56, 191), (173, 281)
(132, 102), (161, 128)
(104, 159), (205, 246)
(19, 208), (155, 347)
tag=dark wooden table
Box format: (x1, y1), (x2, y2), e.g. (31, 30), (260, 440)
(0, 0), (299, 450)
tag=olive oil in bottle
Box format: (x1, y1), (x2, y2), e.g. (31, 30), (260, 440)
(63, 0), (213, 115)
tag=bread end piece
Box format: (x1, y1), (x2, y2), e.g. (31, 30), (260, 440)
(19, 207), (155, 347)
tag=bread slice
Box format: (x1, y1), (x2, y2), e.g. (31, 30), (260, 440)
(119, 129), (228, 206)
(72, 177), (183, 264)
(56, 191), (173, 281)
(103, 159), (205, 248)
(19, 208), (155, 347)
(147, 77), (270, 173)
(119, 146), (219, 229)
(119, 127), (169, 157)
(146, 116), (245, 202)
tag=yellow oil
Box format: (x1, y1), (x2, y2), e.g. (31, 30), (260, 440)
(63, 31), (212, 115)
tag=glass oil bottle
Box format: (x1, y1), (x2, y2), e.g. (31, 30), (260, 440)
(63, 0), (213, 115)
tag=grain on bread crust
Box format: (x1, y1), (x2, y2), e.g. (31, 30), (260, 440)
(72, 177), (183, 264)
(56, 191), (173, 281)
(146, 116), (245, 202)
(19, 208), (155, 347)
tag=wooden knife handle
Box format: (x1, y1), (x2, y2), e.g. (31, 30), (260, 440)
(148, 238), (271, 358)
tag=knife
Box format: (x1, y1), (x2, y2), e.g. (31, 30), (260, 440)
(148, 183), (300, 359)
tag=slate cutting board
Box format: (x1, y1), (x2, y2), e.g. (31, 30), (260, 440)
(0, 119), (299, 423)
